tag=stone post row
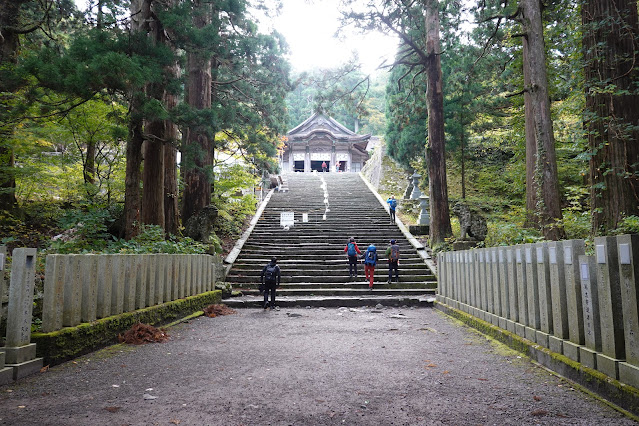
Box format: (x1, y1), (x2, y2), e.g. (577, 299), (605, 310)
(43, 253), (218, 333)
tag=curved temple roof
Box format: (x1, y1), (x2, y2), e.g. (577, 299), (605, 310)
(287, 113), (371, 143)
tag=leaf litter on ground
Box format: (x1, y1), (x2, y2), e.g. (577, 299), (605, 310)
(203, 304), (236, 318)
(118, 323), (169, 344)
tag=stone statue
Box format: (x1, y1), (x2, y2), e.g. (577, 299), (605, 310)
(452, 202), (487, 241)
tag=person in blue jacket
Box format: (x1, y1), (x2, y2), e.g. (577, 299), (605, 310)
(363, 244), (378, 290)
(387, 195), (398, 223)
(344, 237), (362, 280)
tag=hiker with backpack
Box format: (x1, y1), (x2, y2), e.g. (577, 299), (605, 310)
(363, 244), (378, 290)
(344, 237), (362, 280)
(387, 195), (398, 224)
(260, 257), (281, 310)
(385, 239), (400, 283)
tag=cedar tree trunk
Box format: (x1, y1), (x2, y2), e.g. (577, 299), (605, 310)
(424, 0), (453, 245)
(182, 1), (213, 225)
(583, 0), (639, 233)
(520, 0), (565, 240)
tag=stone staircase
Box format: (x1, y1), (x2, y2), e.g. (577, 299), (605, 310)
(222, 172), (437, 308)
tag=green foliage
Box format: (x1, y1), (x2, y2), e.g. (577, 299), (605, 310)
(484, 222), (544, 247)
(212, 163), (258, 239)
(610, 216), (639, 236)
(109, 225), (208, 254)
(47, 205), (115, 253)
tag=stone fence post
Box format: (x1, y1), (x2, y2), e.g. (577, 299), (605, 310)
(594, 236), (625, 380)
(1, 248), (43, 380)
(0, 245), (12, 384)
(617, 234), (639, 388)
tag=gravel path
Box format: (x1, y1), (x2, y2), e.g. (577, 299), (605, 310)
(0, 307), (636, 425)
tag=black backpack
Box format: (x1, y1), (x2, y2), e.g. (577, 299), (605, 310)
(264, 264), (278, 281)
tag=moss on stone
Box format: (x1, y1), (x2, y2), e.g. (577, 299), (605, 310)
(32, 290), (221, 366)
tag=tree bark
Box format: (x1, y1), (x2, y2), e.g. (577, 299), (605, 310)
(182, 1), (213, 225)
(424, 0), (453, 245)
(520, 0), (565, 240)
(583, 0), (639, 233)
(523, 39), (538, 228)
(0, 0), (28, 212)
(124, 112), (144, 239)
(84, 141), (96, 186)
(164, 61), (180, 236)
(123, 0), (146, 239)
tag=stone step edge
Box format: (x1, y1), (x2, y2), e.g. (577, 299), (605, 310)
(222, 295), (436, 308)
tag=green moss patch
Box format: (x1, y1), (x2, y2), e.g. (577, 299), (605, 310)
(32, 290), (222, 366)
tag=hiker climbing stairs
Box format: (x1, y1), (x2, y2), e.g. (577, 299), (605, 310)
(223, 172), (437, 308)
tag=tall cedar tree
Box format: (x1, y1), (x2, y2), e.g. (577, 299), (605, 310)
(182, 0), (214, 226)
(343, 0), (453, 244)
(583, 0), (639, 233)
(518, 0), (565, 240)
(172, 0), (290, 228)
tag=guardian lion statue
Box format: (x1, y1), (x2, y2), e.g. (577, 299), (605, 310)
(452, 202), (487, 241)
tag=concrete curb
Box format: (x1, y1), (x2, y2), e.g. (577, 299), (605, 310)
(224, 188), (275, 275)
(435, 301), (639, 419)
(358, 172), (438, 277)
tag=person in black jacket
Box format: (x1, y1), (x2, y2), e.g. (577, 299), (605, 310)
(260, 257), (281, 309)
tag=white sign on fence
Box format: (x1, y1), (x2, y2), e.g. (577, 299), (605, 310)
(280, 212), (294, 227)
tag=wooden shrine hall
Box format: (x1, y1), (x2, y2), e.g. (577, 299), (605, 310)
(282, 113), (371, 173)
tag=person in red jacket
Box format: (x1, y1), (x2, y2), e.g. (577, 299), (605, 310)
(344, 237), (362, 280)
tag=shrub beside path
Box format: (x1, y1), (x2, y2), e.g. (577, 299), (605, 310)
(0, 307), (636, 425)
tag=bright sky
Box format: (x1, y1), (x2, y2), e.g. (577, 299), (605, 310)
(73, 0), (398, 75)
(265, 0), (398, 74)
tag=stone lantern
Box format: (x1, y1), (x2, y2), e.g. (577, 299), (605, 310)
(418, 195), (430, 226)
(410, 172), (422, 199)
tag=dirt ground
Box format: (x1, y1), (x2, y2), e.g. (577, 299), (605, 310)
(0, 307), (636, 426)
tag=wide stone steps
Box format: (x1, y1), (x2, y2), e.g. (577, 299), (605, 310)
(223, 172), (436, 308)
(227, 274), (436, 284)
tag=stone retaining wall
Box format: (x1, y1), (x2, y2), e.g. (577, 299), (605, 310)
(437, 234), (639, 391)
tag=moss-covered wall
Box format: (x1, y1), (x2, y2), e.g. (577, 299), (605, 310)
(32, 290), (222, 366)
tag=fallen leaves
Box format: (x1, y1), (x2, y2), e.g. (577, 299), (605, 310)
(530, 409), (548, 417)
(104, 406), (120, 413)
(39, 365), (50, 373)
(118, 323), (169, 345)
(203, 304), (236, 318)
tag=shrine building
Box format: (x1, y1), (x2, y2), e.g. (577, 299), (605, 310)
(282, 113), (371, 173)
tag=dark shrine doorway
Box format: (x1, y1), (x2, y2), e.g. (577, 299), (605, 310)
(311, 160), (329, 172)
